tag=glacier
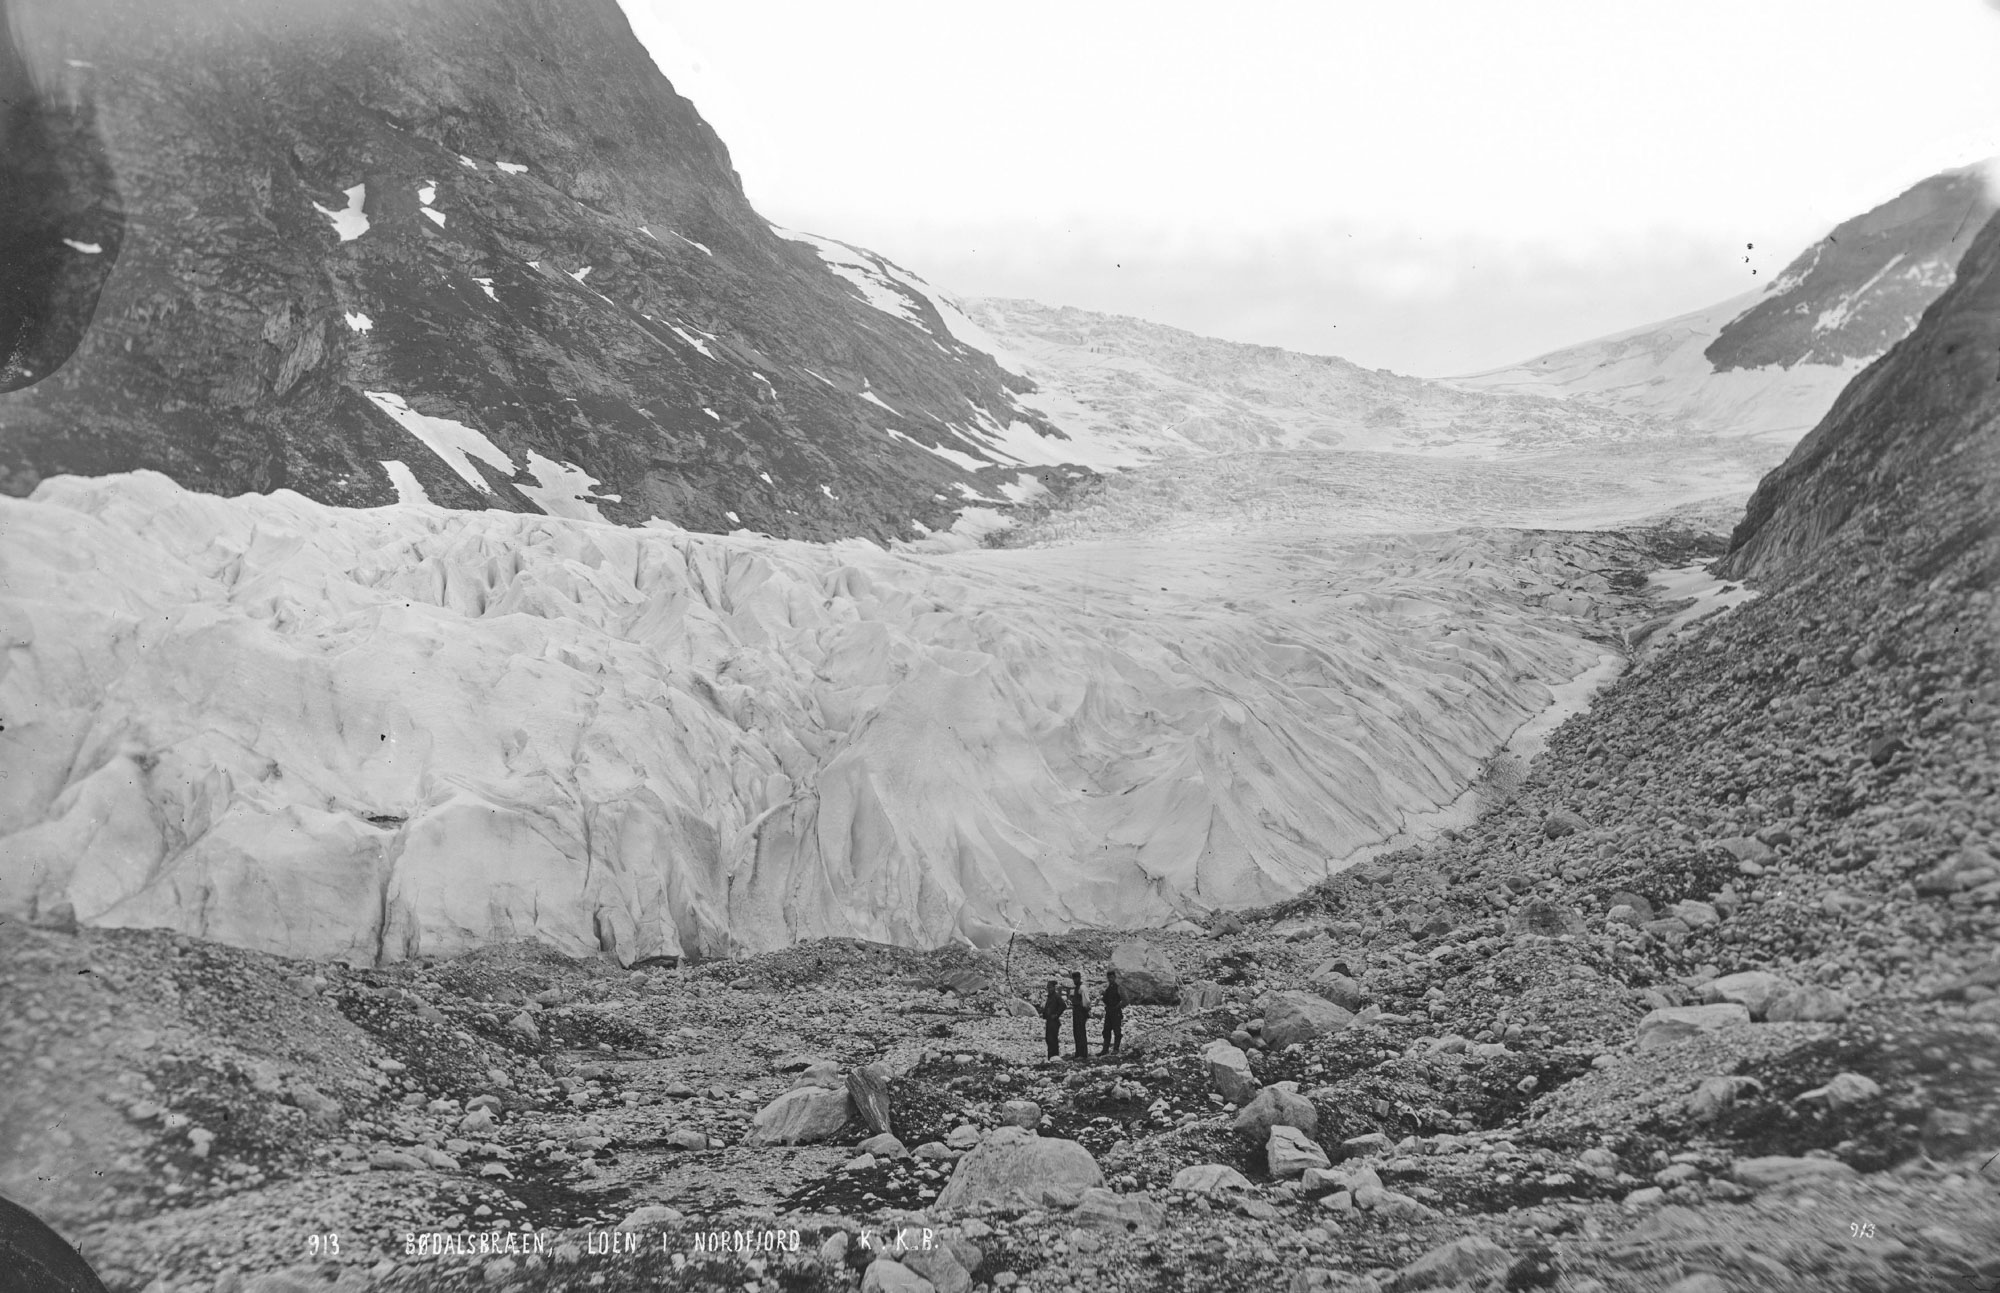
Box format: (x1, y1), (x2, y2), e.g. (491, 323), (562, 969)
(0, 471), (1616, 965)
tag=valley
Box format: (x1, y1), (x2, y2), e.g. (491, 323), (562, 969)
(0, 1), (1996, 1290)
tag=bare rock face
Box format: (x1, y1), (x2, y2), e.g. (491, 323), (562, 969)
(933, 1126), (1102, 1211)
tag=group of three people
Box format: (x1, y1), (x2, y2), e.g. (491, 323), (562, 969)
(1041, 967), (1124, 1059)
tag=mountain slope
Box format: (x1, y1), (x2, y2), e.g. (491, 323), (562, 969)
(1451, 163), (1997, 444)
(0, 0), (1084, 542)
(1719, 206), (2000, 584)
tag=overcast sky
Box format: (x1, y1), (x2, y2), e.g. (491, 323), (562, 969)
(622, 1), (2000, 377)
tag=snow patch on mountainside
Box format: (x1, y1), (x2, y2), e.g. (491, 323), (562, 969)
(517, 452), (617, 523)
(361, 392), (513, 494)
(311, 183), (369, 241)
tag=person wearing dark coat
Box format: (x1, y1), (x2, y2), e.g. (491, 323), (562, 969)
(1040, 979), (1066, 1059)
(1101, 968), (1125, 1054)
(1069, 970), (1092, 1058)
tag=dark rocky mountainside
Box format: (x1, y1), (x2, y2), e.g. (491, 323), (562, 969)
(1706, 165), (1996, 373)
(1720, 206), (2000, 584)
(0, 0), (1071, 541)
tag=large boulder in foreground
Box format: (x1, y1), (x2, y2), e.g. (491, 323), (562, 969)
(745, 1086), (855, 1146)
(1111, 940), (1180, 1005)
(934, 1126), (1103, 1210)
(1262, 991), (1354, 1049)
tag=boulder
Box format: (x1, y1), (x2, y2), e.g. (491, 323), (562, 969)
(1608, 890), (1655, 921)
(1700, 970), (1789, 1019)
(795, 1059), (844, 1088)
(1262, 991), (1354, 1049)
(1636, 1003), (1750, 1049)
(1111, 940), (1180, 1005)
(859, 1132), (908, 1158)
(1766, 985), (1851, 1022)
(1686, 1075), (1762, 1122)
(860, 1259), (935, 1293)
(1169, 1164), (1253, 1196)
(619, 1204), (684, 1228)
(1507, 899), (1583, 937)
(1389, 1235), (1510, 1291)
(848, 1063), (893, 1135)
(997, 1100), (1042, 1129)
(1232, 1084), (1317, 1144)
(1711, 836), (1776, 865)
(900, 1241), (974, 1293)
(1543, 809), (1587, 838)
(1267, 1124), (1330, 1178)
(934, 1126), (1103, 1210)
(368, 1149), (427, 1171)
(1796, 1072), (1881, 1110)
(1070, 1186), (1165, 1233)
(1731, 1156), (1858, 1189)
(745, 1086), (854, 1146)
(1201, 1039), (1258, 1104)
(1305, 963), (1365, 1010)
(940, 967), (993, 996)
(286, 1082), (343, 1130)
(1177, 981), (1228, 1014)
(1922, 1107), (1989, 1161)
(1670, 899), (1721, 928)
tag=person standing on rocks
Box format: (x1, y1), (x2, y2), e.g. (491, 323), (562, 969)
(1101, 967), (1125, 1055)
(1069, 969), (1092, 1059)
(1040, 978), (1066, 1059)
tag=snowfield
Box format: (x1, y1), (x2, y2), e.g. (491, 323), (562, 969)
(1448, 291), (1865, 445)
